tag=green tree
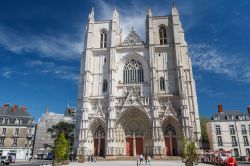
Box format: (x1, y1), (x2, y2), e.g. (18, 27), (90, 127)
(181, 138), (188, 161)
(200, 117), (209, 149)
(186, 142), (198, 162)
(47, 122), (74, 139)
(53, 132), (69, 164)
(48, 122), (74, 162)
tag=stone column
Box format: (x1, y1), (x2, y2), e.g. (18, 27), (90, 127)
(133, 132), (136, 156)
(98, 137), (101, 156)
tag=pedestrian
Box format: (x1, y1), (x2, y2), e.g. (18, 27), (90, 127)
(147, 156), (151, 165)
(139, 154), (144, 165)
(91, 154), (93, 162)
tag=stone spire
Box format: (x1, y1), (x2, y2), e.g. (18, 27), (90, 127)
(172, 2), (179, 17)
(45, 107), (49, 115)
(88, 7), (94, 22)
(147, 8), (152, 17)
(112, 7), (119, 21)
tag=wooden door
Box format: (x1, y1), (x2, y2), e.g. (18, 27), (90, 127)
(126, 138), (133, 156)
(94, 139), (99, 156)
(171, 137), (177, 156)
(100, 138), (105, 156)
(165, 137), (171, 156)
(136, 137), (143, 155)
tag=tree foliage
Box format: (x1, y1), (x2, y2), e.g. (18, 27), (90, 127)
(53, 132), (69, 164)
(181, 138), (188, 159)
(200, 117), (209, 142)
(186, 142), (198, 162)
(47, 122), (74, 139)
(48, 122), (74, 163)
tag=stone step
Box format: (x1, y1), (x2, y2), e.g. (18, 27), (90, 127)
(93, 156), (182, 161)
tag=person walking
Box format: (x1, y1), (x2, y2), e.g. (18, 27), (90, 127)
(147, 156), (151, 165)
(139, 154), (144, 165)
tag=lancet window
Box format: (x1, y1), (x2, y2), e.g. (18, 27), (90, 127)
(100, 31), (107, 48)
(102, 79), (108, 92)
(160, 77), (165, 90)
(159, 25), (167, 45)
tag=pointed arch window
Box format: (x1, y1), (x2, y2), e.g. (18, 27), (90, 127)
(123, 59), (144, 84)
(160, 77), (165, 90)
(100, 31), (107, 48)
(159, 25), (167, 45)
(102, 79), (108, 92)
(165, 124), (176, 136)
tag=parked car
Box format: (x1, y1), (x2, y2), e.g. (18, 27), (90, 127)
(0, 156), (10, 165)
(8, 155), (16, 163)
(236, 156), (246, 161)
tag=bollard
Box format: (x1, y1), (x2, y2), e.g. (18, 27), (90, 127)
(137, 159), (138, 166)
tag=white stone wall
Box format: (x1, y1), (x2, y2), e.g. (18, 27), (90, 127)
(207, 120), (250, 156)
(75, 5), (201, 156)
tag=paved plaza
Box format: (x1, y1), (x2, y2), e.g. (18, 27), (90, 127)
(65, 160), (209, 166)
(11, 160), (248, 166)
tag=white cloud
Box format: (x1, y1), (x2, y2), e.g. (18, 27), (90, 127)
(26, 60), (79, 81)
(2, 70), (28, 78)
(189, 44), (250, 83)
(0, 25), (82, 60)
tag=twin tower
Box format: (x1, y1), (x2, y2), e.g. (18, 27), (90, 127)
(74, 4), (201, 158)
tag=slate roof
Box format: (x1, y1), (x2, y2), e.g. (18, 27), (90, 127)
(0, 105), (34, 126)
(0, 106), (32, 117)
(211, 110), (250, 121)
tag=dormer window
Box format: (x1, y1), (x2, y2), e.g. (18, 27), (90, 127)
(15, 118), (22, 125)
(4, 118), (9, 124)
(100, 31), (107, 48)
(213, 116), (219, 120)
(159, 25), (167, 45)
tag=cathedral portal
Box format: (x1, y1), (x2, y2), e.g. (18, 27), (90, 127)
(115, 108), (152, 156)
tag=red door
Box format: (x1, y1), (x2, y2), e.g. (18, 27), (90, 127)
(100, 139), (105, 156)
(165, 137), (171, 156)
(171, 137), (177, 156)
(94, 139), (99, 156)
(136, 138), (143, 155)
(126, 138), (133, 156)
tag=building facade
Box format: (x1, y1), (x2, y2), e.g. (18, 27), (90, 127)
(0, 104), (34, 160)
(64, 105), (77, 124)
(206, 105), (250, 157)
(75, 5), (201, 157)
(32, 109), (72, 158)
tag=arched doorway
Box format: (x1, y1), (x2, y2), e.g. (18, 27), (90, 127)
(116, 108), (152, 156)
(162, 117), (181, 156)
(90, 119), (106, 157)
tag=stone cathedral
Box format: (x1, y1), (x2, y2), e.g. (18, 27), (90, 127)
(75, 4), (201, 158)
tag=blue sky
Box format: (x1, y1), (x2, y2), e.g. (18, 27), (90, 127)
(0, 0), (249, 121)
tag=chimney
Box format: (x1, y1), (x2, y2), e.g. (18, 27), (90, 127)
(218, 104), (223, 113)
(12, 104), (18, 112)
(21, 106), (27, 112)
(247, 106), (250, 114)
(3, 103), (10, 109)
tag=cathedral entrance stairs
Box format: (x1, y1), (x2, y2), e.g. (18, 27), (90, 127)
(94, 156), (182, 161)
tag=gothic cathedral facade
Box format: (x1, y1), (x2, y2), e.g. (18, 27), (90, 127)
(75, 5), (201, 157)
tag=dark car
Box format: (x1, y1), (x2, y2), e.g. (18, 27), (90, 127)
(8, 155), (16, 163)
(0, 156), (10, 165)
(236, 156), (246, 161)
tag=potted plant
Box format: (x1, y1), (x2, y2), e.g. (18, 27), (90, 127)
(185, 142), (198, 166)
